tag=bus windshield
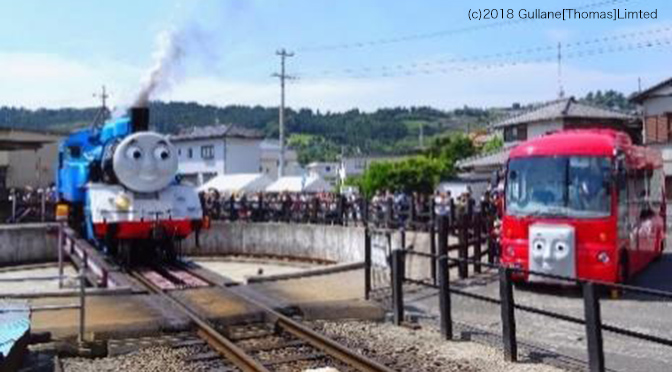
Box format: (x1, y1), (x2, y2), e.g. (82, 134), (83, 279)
(506, 156), (612, 218)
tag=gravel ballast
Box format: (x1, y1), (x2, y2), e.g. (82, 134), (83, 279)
(312, 320), (566, 372)
(60, 320), (566, 372)
(61, 345), (232, 372)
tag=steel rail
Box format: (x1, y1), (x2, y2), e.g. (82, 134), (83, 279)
(129, 271), (270, 372)
(276, 317), (395, 372)
(180, 264), (395, 372)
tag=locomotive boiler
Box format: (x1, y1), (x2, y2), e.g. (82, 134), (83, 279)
(56, 107), (204, 264)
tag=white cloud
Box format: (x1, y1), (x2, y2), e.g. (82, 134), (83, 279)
(162, 59), (659, 111)
(0, 52), (140, 109)
(0, 50), (669, 112)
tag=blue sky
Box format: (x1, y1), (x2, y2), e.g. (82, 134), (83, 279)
(1, 0), (671, 111)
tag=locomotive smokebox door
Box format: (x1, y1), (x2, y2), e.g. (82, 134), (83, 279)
(130, 107), (149, 132)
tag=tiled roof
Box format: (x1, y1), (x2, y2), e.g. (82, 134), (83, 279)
(170, 124), (264, 141)
(630, 77), (672, 103)
(456, 147), (511, 169)
(491, 97), (634, 128)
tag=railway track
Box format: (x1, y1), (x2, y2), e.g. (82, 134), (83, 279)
(130, 264), (394, 372)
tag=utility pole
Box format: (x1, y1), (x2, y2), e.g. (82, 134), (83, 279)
(93, 85), (110, 123)
(272, 49), (295, 178)
(557, 42), (565, 99)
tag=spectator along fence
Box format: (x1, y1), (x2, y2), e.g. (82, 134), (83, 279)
(202, 192), (487, 232)
(378, 214), (672, 372)
(1, 189), (56, 224)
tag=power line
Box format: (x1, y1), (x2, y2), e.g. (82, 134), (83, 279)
(299, 37), (672, 80)
(296, 0), (633, 52)
(299, 25), (672, 79)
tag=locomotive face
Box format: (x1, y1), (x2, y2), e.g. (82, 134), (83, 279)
(112, 132), (178, 193)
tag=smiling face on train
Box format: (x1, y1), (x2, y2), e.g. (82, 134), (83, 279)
(112, 132), (178, 193)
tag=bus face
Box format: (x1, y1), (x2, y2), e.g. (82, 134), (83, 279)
(501, 155), (620, 283)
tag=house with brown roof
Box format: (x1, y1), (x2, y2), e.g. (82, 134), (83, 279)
(457, 97), (638, 177)
(631, 77), (672, 197)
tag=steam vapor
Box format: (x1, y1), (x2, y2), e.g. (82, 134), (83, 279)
(133, 29), (186, 108)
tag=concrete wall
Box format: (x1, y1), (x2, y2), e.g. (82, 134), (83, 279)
(183, 221), (437, 281)
(0, 223), (58, 265)
(0, 221), (438, 282)
(183, 221), (367, 263)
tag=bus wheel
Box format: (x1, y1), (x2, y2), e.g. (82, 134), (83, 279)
(653, 239), (664, 262)
(618, 250), (629, 284)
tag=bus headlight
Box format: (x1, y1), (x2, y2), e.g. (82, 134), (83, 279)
(597, 251), (610, 264)
(506, 246), (515, 257)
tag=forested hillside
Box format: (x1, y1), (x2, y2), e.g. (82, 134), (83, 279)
(0, 90), (634, 164)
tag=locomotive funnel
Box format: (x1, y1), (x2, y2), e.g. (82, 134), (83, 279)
(130, 107), (149, 132)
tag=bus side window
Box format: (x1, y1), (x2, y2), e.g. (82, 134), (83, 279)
(650, 168), (663, 213)
(638, 169), (654, 219)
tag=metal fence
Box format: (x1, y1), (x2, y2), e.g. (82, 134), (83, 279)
(0, 270), (87, 343)
(364, 207), (497, 299)
(203, 192), (492, 232)
(385, 217), (672, 372)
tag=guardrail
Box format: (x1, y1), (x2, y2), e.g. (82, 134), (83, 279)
(0, 271), (87, 343)
(58, 224), (132, 289)
(388, 245), (672, 372)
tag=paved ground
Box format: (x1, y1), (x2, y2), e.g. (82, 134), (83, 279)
(402, 252), (672, 372)
(192, 257), (316, 283)
(0, 264), (79, 295)
(3, 261), (381, 341)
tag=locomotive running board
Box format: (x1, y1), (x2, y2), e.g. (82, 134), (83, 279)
(60, 226), (133, 289)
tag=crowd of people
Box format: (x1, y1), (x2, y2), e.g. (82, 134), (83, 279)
(200, 191), (352, 225)
(1, 185), (57, 223)
(1, 182), (502, 230)
(199, 185), (502, 231)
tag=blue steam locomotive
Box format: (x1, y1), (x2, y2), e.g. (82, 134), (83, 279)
(56, 107), (204, 264)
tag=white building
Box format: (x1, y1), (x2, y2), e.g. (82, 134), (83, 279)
(307, 161), (340, 186)
(170, 125), (265, 186)
(260, 139), (302, 179)
(339, 154), (410, 180)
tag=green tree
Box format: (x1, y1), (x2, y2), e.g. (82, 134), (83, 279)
(356, 156), (444, 197)
(481, 135), (504, 154)
(425, 134), (477, 176)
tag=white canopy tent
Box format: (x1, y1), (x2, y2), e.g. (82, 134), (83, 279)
(265, 176), (334, 193)
(197, 173), (273, 194)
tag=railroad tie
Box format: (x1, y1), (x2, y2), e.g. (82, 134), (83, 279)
(262, 352), (326, 367)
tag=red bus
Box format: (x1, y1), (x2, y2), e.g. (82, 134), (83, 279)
(500, 129), (665, 283)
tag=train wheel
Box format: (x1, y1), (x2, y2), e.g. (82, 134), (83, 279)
(160, 240), (177, 263)
(119, 241), (133, 268)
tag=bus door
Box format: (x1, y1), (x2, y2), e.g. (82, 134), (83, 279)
(632, 169), (656, 269)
